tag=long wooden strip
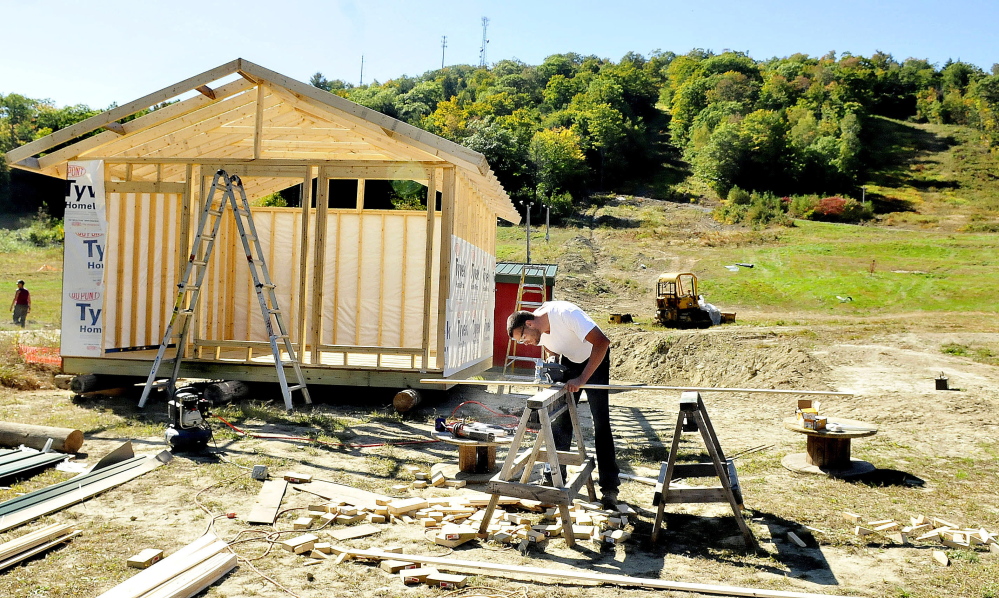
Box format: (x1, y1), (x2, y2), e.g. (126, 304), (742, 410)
(136, 552), (236, 598)
(97, 537), (228, 598)
(0, 530), (81, 571)
(292, 480), (390, 510)
(0, 523), (76, 561)
(245, 480), (287, 525)
(0, 453), (170, 533)
(349, 549), (850, 598)
(329, 524), (381, 541)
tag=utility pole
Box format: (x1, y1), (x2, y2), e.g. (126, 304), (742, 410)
(359, 55), (364, 86)
(522, 200), (534, 264)
(479, 17), (490, 67)
(441, 36), (447, 69)
(544, 203), (550, 243)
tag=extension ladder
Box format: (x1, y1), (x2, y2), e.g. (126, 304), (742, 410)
(651, 392), (755, 549)
(502, 264), (549, 375)
(476, 385), (597, 547)
(138, 169), (311, 411)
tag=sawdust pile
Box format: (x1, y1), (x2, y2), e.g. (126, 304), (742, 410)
(609, 329), (832, 390)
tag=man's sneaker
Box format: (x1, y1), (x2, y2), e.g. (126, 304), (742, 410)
(600, 490), (620, 510)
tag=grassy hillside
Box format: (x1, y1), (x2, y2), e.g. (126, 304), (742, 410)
(498, 119), (999, 328)
(1, 119), (996, 337)
(864, 117), (999, 228)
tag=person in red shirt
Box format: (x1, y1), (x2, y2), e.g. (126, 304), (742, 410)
(10, 280), (30, 328)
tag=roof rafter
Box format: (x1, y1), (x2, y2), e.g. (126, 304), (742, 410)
(7, 59), (242, 164)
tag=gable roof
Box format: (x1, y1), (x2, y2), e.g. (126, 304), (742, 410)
(5, 58), (519, 222)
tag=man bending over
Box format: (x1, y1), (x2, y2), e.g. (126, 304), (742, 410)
(507, 300), (621, 508)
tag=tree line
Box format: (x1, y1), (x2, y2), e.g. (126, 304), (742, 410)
(3, 50), (998, 220)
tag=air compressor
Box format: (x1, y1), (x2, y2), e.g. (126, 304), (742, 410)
(164, 386), (213, 451)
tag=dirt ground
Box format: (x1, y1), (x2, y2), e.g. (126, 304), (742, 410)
(2, 320), (998, 598)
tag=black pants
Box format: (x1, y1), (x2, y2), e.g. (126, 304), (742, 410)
(550, 350), (620, 494)
(12, 305), (28, 328)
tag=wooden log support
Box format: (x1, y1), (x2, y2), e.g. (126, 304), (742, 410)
(0, 422), (84, 453)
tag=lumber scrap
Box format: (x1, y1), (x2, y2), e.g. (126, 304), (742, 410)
(351, 548), (852, 598)
(246, 480), (288, 525)
(0, 449), (172, 533)
(127, 548), (164, 569)
(329, 523), (382, 541)
(96, 534), (229, 598)
(292, 480), (390, 510)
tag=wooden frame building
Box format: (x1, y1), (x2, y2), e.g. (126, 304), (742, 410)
(5, 59), (520, 389)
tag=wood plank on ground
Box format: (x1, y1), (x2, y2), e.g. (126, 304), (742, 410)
(0, 530), (81, 571)
(347, 548), (853, 598)
(293, 480), (390, 510)
(329, 524), (382, 541)
(246, 480), (288, 525)
(96, 535), (229, 598)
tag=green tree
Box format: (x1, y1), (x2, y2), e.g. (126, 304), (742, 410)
(689, 121), (746, 197)
(528, 128), (587, 199)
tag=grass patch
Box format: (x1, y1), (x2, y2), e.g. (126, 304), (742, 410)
(941, 342), (999, 366)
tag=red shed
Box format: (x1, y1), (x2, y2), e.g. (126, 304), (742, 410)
(492, 262), (557, 368)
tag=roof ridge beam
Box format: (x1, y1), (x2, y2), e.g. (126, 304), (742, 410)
(236, 59), (491, 176)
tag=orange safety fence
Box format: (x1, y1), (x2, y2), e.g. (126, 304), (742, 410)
(17, 344), (62, 367)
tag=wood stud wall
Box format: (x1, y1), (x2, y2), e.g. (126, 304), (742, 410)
(98, 160), (495, 375)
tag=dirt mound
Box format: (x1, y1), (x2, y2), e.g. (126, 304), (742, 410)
(610, 328), (832, 390)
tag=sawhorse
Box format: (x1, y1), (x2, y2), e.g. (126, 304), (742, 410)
(652, 392), (756, 550)
(477, 386), (597, 547)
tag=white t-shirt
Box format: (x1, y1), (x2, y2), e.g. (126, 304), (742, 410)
(535, 301), (598, 363)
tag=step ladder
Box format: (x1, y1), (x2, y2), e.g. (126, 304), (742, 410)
(138, 169), (311, 412)
(476, 385), (597, 547)
(502, 264), (549, 375)
(651, 392), (756, 549)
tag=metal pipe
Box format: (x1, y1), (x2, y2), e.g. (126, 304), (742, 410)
(419, 378), (853, 396)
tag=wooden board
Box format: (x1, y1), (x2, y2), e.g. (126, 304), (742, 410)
(0, 528), (80, 571)
(348, 549), (852, 598)
(329, 524), (382, 541)
(140, 552), (237, 598)
(292, 480), (390, 511)
(246, 480), (288, 525)
(96, 535), (228, 598)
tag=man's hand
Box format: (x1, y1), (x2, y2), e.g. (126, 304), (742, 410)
(566, 377), (585, 393)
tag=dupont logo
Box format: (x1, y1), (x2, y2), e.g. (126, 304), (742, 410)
(70, 291), (101, 301)
(67, 164), (87, 177)
(75, 232), (102, 238)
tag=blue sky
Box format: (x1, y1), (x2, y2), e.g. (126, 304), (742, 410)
(2, 0), (996, 109)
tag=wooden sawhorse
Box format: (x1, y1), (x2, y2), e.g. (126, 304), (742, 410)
(477, 386), (597, 547)
(652, 392), (756, 550)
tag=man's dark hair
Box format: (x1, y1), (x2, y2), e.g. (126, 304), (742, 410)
(506, 311), (535, 338)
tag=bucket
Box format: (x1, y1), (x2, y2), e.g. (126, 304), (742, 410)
(935, 373), (949, 391)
